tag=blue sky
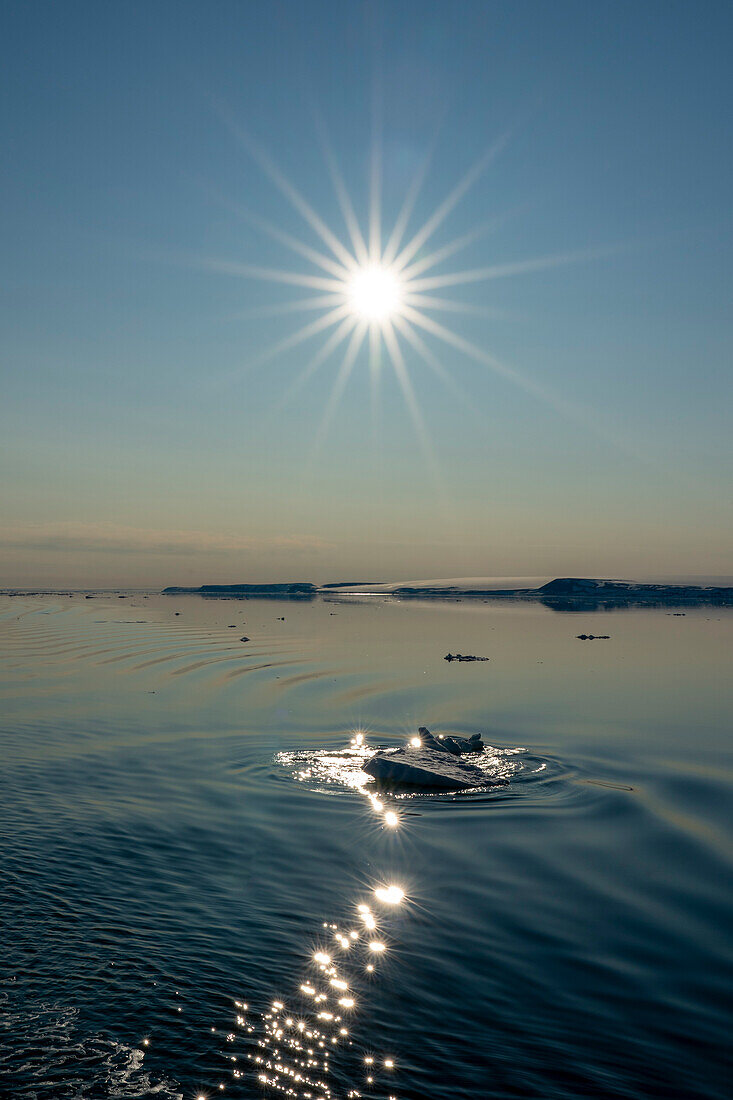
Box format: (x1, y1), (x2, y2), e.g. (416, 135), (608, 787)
(1, 1), (731, 585)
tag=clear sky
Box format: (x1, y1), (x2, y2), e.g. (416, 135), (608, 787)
(1, 0), (731, 587)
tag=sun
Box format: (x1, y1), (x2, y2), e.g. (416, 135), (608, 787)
(347, 263), (402, 324)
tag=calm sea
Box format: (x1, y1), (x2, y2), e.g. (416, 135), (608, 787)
(1, 593), (731, 1099)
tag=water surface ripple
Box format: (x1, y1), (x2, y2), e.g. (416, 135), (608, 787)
(1, 594), (731, 1099)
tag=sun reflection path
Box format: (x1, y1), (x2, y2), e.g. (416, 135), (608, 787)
(131, 732), (544, 1097)
(234, 731), (527, 1099)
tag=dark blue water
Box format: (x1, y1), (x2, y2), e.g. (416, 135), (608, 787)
(1, 594), (731, 1099)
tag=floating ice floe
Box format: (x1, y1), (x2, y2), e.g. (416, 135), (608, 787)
(362, 727), (509, 791)
(276, 729), (529, 796)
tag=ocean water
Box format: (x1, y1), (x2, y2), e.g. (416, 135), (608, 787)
(1, 593), (731, 1100)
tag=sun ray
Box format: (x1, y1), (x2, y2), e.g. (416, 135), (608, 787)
(397, 214), (512, 282)
(237, 217), (350, 280)
(271, 315), (358, 412)
(392, 133), (510, 272)
(314, 114), (370, 266)
(402, 293), (512, 321)
(399, 301), (551, 395)
(381, 321), (450, 504)
(368, 323), (382, 423)
(369, 84), (382, 263)
(391, 314), (483, 415)
(381, 118), (445, 266)
(218, 304), (352, 385)
(310, 323), (368, 454)
(202, 257), (345, 293)
(407, 246), (618, 293)
(203, 185), (352, 280)
(397, 302), (644, 459)
(218, 106), (358, 271)
(230, 294), (346, 320)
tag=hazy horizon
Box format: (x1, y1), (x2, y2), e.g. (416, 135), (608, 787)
(3, 565), (733, 593)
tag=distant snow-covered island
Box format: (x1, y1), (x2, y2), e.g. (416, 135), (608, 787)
(161, 577), (733, 608)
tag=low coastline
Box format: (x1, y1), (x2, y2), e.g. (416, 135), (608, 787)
(3, 577), (732, 610)
(159, 576), (733, 609)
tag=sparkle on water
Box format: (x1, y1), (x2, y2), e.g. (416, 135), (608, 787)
(243, 882), (404, 1100)
(374, 885), (404, 906)
(275, 728), (528, 831)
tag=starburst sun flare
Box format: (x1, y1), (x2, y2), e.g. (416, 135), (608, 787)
(205, 115), (609, 454)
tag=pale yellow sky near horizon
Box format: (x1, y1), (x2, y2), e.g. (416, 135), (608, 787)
(1, 518), (731, 589)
